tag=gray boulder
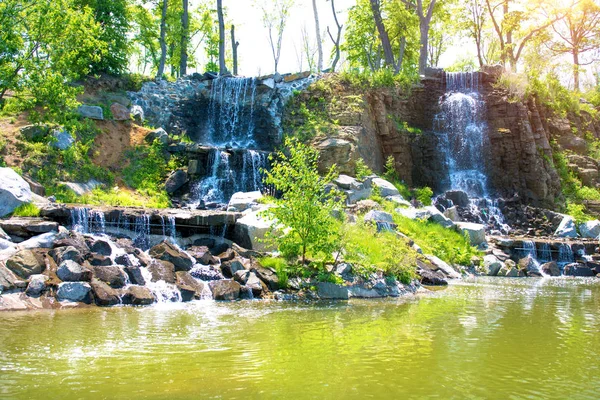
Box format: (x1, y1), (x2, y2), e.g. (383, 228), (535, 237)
(518, 255), (541, 276)
(228, 191), (263, 212)
(563, 263), (595, 277)
(209, 280), (241, 300)
(555, 215), (578, 238)
(424, 255), (461, 279)
(0, 264), (19, 292)
(371, 177), (399, 197)
(0, 167), (33, 217)
(364, 210), (394, 224)
(541, 261), (561, 277)
(57, 260), (92, 282)
(56, 282), (92, 302)
(59, 180), (102, 196)
(455, 222), (486, 246)
(334, 174), (361, 190)
(5, 249), (44, 279)
(578, 220), (600, 239)
(26, 274), (48, 297)
(316, 282), (348, 299)
(77, 105), (104, 120)
(233, 207), (276, 251)
(483, 254), (503, 276)
(145, 128), (169, 145)
(445, 190), (470, 207)
(165, 170), (189, 194)
(90, 239), (112, 256)
(427, 206), (455, 228)
(252, 264), (280, 291)
(50, 129), (74, 150)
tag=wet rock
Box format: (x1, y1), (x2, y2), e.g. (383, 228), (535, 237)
(518, 255), (541, 276)
(348, 285), (383, 298)
(418, 269), (448, 286)
(124, 265), (146, 286)
(578, 220), (600, 239)
(209, 280), (241, 301)
(110, 103), (130, 121)
(455, 222), (486, 246)
(190, 264), (224, 281)
(53, 237), (90, 255)
(217, 248), (236, 263)
(56, 282), (92, 303)
(0, 218), (58, 237)
(57, 260), (92, 282)
(221, 259), (245, 278)
(554, 215), (578, 238)
(424, 255), (461, 279)
(228, 191), (263, 212)
(316, 282), (348, 299)
(114, 254), (133, 267)
(90, 240), (112, 256)
(483, 255), (503, 276)
(149, 241), (194, 271)
(445, 190), (470, 207)
(233, 208), (275, 251)
(6, 249), (45, 279)
(252, 264), (280, 291)
(90, 279), (121, 306)
(175, 271), (206, 300)
(239, 285), (254, 299)
(563, 263), (595, 277)
(25, 274), (48, 297)
(92, 266), (128, 288)
(148, 260), (176, 283)
(49, 246), (82, 265)
(186, 246), (218, 265)
(0, 167), (33, 217)
(165, 170), (188, 194)
(541, 261), (561, 277)
(427, 206), (455, 228)
(123, 286), (155, 305)
(443, 206), (460, 221)
(77, 105), (104, 120)
(88, 253), (112, 266)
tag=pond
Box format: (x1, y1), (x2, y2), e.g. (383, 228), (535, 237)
(1, 277), (599, 399)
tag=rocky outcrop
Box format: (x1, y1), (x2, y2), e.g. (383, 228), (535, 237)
(0, 168), (33, 217)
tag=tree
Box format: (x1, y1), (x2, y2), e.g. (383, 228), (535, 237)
(157, 0), (168, 78)
(263, 138), (342, 265)
(217, 0), (227, 74)
(312, 0), (323, 72)
(401, 0), (438, 74)
(256, 0), (295, 74)
(231, 25), (239, 75)
(461, 0), (488, 67)
(369, 0), (397, 69)
(549, 0), (600, 91)
(75, 0), (130, 75)
(326, 0), (344, 71)
(180, 0), (189, 76)
(129, 3), (160, 74)
(301, 24), (318, 72)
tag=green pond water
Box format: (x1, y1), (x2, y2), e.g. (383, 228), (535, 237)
(1, 277), (599, 399)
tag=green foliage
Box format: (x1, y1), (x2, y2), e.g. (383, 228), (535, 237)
(262, 138), (343, 264)
(342, 222), (417, 283)
(355, 158), (373, 180)
(383, 155), (411, 199)
(414, 187), (434, 206)
(284, 95), (336, 142)
(393, 214), (481, 266)
(11, 203), (40, 217)
(566, 203), (594, 224)
(526, 72), (580, 117)
(259, 257), (289, 288)
(338, 68), (417, 90)
(52, 186), (170, 208)
(122, 140), (172, 202)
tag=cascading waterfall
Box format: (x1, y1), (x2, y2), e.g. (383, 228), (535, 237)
(70, 208), (105, 235)
(558, 243), (574, 265)
(133, 214), (151, 250)
(537, 243), (552, 263)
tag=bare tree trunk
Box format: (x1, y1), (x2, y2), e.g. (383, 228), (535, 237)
(573, 49), (580, 91)
(157, 0), (168, 79)
(180, 0), (189, 76)
(231, 25), (239, 75)
(369, 0), (395, 68)
(312, 0), (323, 72)
(327, 0), (343, 72)
(217, 0), (227, 74)
(417, 0), (436, 74)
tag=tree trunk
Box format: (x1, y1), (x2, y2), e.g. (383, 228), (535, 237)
(419, 24), (429, 74)
(217, 0), (227, 74)
(231, 25), (239, 75)
(157, 0), (168, 79)
(180, 0), (189, 76)
(573, 49), (580, 91)
(327, 0), (343, 72)
(476, 37), (484, 67)
(369, 0), (395, 69)
(312, 0), (323, 72)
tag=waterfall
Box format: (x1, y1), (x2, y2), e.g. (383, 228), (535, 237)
(537, 243), (552, 263)
(70, 208), (105, 235)
(558, 243), (574, 265)
(160, 215), (177, 242)
(521, 240), (537, 260)
(133, 214), (151, 250)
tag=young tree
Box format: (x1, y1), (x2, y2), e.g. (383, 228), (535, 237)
(369, 0), (397, 69)
(301, 24), (318, 72)
(180, 0), (189, 76)
(312, 0), (323, 72)
(217, 0), (227, 74)
(549, 0), (600, 91)
(326, 0), (344, 71)
(401, 0), (438, 74)
(256, 0), (295, 74)
(231, 25), (239, 75)
(263, 138), (342, 265)
(157, 0), (168, 78)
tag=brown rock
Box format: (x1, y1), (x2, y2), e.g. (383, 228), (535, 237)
(208, 280), (240, 301)
(110, 103), (130, 121)
(6, 250), (45, 279)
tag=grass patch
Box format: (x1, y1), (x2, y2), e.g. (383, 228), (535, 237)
(50, 186), (170, 208)
(11, 203), (41, 217)
(259, 256), (289, 289)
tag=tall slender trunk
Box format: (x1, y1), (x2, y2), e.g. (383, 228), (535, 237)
(327, 0), (342, 72)
(312, 0), (322, 72)
(231, 25), (239, 75)
(180, 0), (189, 76)
(418, 24), (429, 73)
(573, 49), (580, 91)
(217, 0), (227, 74)
(157, 0), (168, 79)
(369, 0), (395, 68)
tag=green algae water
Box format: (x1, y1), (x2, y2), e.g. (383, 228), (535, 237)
(1, 277), (599, 399)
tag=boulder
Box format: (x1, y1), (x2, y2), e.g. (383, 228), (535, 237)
(209, 280), (241, 301)
(396, 207), (432, 220)
(90, 239), (112, 256)
(57, 260), (92, 282)
(518, 255), (541, 276)
(123, 285), (155, 306)
(50, 129), (74, 150)
(90, 279), (121, 306)
(59, 180), (102, 196)
(187, 159), (203, 175)
(190, 264), (224, 281)
(92, 266), (128, 288)
(541, 261), (561, 277)
(563, 263), (595, 277)
(131, 105), (144, 122)
(424, 255), (461, 279)
(165, 170), (189, 194)
(53, 237), (90, 254)
(554, 215), (578, 238)
(386, 195), (412, 208)
(427, 206), (455, 228)
(49, 246), (82, 265)
(149, 241), (194, 271)
(114, 254), (133, 267)
(0, 167), (33, 217)
(317, 138), (356, 175)
(88, 254), (112, 267)
(0, 218), (59, 237)
(110, 103), (130, 121)
(186, 246), (218, 265)
(233, 208), (275, 251)
(371, 177), (399, 197)
(455, 222), (486, 246)
(221, 259), (246, 278)
(145, 128), (169, 145)
(176, 271), (206, 300)
(578, 220), (600, 239)
(228, 191), (263, 212)
(316, 282), (349, 299)
(19, 231), (62, 249)
(25, 274), (48, 297)
(445, 190), (470, 208)
(124, 265), (146, 286)
(56, 282), (92, 303)
(77, 105), (104, 120)
(252, 264), (280, 291)
(483, 255), (503, 276)
(418, 268), (448, 285)
(364, 210), (394, 224)
(443, 206), (460, 221)
(0, 264), (19, 292)
(234, 271), (263, 296)
(20, 124), (50, 142)
(6, 249), (44, 279)
(334, 175), (361, 190)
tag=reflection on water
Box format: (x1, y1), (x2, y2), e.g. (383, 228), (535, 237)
(1, 277), (599, 399)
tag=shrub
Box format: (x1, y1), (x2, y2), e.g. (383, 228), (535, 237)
(355, 158), (373, 180)
(259, 257), (289, 288)
(414, 187), (433, 206)
(11, 203), (40, 217)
